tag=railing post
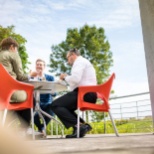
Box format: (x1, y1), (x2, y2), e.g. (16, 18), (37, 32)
(103, 112), (106, 134)
(120, 104), (122, 120)
(136, 101), (139, 119)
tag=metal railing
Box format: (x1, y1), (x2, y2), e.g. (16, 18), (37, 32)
(102, 92), (154, 133)
(47, 92), (154, 135)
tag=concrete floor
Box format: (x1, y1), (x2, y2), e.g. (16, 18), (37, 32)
(27, 133), (154, 154)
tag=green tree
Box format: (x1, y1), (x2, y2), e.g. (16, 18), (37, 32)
(49, 24), (114, 121)
(49, 24), (113, 83)
(0, 25), (30, 72)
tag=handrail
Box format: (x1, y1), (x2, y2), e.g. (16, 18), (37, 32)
(110, 92), (150, 100)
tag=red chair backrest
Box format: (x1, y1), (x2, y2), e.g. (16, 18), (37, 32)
(0, 64), (34, 110)
(78, 73), (115, 112)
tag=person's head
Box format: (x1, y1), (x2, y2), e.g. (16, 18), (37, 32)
(35, 59), (46, 74)
(0, 37), (19, 52)
(66, 48), (80, 65)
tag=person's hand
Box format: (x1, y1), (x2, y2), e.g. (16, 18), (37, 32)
(60, 73), (67, 80)
(29, 70), (38, 77)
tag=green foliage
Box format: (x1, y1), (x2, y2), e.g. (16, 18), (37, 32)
(0, 25), (30, 72)
(115, 119), (129, 126)
(49, 24), (113, 84)
(35, 118), (153, 136)
(90, 111), (105, 122)
(97, 118), (153, 134)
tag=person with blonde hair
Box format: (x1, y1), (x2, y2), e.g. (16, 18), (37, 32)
(33, 58), (55, 135)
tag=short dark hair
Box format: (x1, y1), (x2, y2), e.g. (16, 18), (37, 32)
(68, 48), (80, 56)
(0, 37), (19, 50)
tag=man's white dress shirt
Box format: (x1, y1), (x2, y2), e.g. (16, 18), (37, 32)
(65, 56), (97, 91)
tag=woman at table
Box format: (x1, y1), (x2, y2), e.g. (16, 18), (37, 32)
(0, 37), (37, 135)
(33, 59), (55, 135)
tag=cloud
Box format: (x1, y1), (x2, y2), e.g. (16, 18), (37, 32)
(0, 0), (140, 33)
(110, 40), (147, 79)
(44, 0), (90, 10)
(112, 79), (149, 96)
(0, 0), (148, 96)
(89, 1), (140, 29)
(0, 0), (23, 26)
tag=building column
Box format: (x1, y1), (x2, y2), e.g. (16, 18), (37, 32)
(139, 0), (154, 131)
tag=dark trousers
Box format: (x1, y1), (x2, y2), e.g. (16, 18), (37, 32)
(15, 98), (35, 129)
(34, 104), (54, 131)
(50, 88), (97, 129)
(16, 109), (31, 128)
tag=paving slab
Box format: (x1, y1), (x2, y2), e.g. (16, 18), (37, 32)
(27, 133), (154, 154)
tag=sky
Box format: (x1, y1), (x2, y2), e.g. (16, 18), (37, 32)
(0, 0), (149, 97)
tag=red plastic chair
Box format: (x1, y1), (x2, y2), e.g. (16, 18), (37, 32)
(77, 73), (119, 137)
(0, 64), (35, 139)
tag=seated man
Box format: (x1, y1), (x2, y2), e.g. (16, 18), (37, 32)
(33, 59), (55, 135)
(50, 48), (97, 138)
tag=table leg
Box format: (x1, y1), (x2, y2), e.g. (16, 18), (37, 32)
(34, 90), (64, 138)
(39, 108), (64, 138)
(34, 91), (47, 137)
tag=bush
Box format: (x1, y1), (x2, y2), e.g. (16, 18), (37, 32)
(45, 118), (153, 135)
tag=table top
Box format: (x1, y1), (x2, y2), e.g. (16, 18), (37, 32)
(28, 80), (68, 93)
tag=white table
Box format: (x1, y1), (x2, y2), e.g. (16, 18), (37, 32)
(28, 81), (68, 138)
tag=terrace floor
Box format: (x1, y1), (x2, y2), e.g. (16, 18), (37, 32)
(27, 133), (154, 154)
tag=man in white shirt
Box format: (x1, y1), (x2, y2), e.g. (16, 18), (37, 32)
(50, 48), (97, 138)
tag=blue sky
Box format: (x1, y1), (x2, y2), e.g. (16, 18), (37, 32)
(0, 0), (149, 96)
